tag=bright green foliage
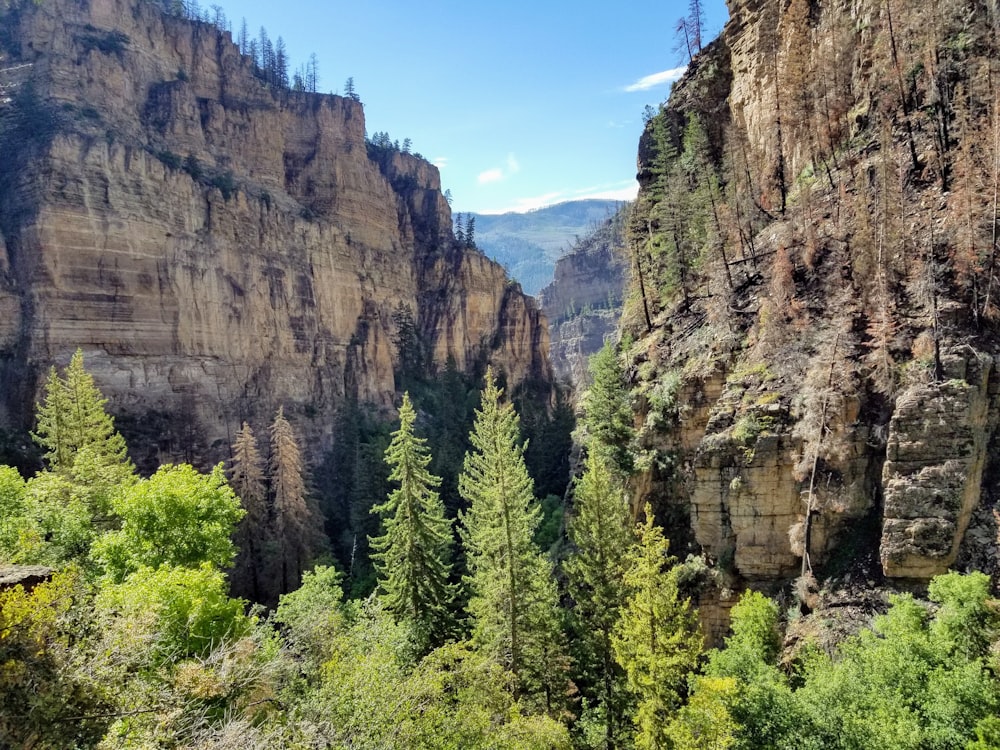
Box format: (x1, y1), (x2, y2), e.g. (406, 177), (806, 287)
(371, 392), (454, 649)
(0, 568), (109, 749)
(790, 576), (1000, 750)
(702, 590), (800, 749)
(459, 367), (567, 707)
(564, 451), (634, 748)
(612, 507), (702, 750)
(582, 342), (636, 478)
(33, 350), (132, 479)
(273, 564), (345, 668)
(96, 562), (252, 661)
(707, 573), (1000, 749)
(304, 598), (570, 750)
(92, 463), (244, 580)
(0, 465), (40, 562)
(666, 676), (740, 750)
(23, 470), (94, 563)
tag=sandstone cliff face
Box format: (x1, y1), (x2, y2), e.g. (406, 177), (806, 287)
(538, 211), (628, 385)
(0, 0), (551, 462)
(627, 0), (1000, 605)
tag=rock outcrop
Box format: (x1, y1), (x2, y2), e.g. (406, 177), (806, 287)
(625, 0), (1000, 612)
(538, 210), (628, 385)
(0, 0), (552, 464)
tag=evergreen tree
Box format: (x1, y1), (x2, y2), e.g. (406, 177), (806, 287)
(370, 392), (454, 649)
(33, 350), (131, 475)
(582, 342), (636, 479)
(344, 76), (359, 101)
(565, 451), (634, 749)
(270, 406), (311, 593)
(458, 367), (567, 709)
(613, 507), (702, 750)
(229, 421), (267, 602)
(465, 214), (476, 248)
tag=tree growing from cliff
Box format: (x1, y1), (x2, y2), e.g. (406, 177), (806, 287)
(270, 406), (313, 593)
(370, 392), (454, 650)
(458, 367), (567, 709)
(565, 451), (635, 749)
(613, 508), (702, 750)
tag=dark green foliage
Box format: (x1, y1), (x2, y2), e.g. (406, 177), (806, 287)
(78, 26), (129, 57)
(182, 153), (202, 181)
(582, 342), (636, 478)
(459, 367), (568, 708)
(370, 393), (454, 650)
(208, 170), (236, 200)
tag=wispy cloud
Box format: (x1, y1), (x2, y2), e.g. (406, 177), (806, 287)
(477, 168), (505, 184)
(477, 153), (521, 185)
(624, 66), (687, 92)
(433, 156), (449, 169)
(478, 181), (639, 215)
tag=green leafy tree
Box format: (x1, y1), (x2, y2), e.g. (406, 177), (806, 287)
(564, 451), (634, 749)
(0, 465), (41, 562)
(270, 406), (313, 593)
(582, 343), (635, 479)
(613, 507), (702, 750)
(459, 367), (567, 709)
(229, 421), (268, 602)
(371, 392), (454, 649)
(702, 590), (799, 749)
(92, 463), (244, 581)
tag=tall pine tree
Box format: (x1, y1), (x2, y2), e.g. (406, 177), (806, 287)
(229, 421), (268, 602)
(613, 507), (702, 750)
(458, 367), (567, 710)
(565, 451), (635, 749)
(270, 406), (312, 594)
(370, 392), (454, 649)
(33, 349), (131, 475)
(582, 342), (636, 479)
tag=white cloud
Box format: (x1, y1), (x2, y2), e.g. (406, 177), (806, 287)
(477, 168), (505, 184)
(433, 156), (449, 169)
(624, 66), (687, 92)
(477, 153), (521, 186)
(480, 182), (640, 215)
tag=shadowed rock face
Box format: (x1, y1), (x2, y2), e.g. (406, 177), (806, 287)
(0, 0), (552, 465)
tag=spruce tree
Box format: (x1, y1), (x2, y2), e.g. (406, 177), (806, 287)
(370, 392), (454, 649)
(270, 406), (311, 594)
(33, 349), (131, 474)
(582, 342), (636, 479)
(458, 367), (566, 709)
(565, 451), (635, 749)
(612, 506), (702, 750)
(229, 421), (267, 602)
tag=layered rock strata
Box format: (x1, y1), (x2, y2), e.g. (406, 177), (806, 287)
(0, 0), (551, 463)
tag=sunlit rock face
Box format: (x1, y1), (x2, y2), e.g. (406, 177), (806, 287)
(0, 0), (552, 465)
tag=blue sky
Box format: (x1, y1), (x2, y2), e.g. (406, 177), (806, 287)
(213, 1), (730, 214)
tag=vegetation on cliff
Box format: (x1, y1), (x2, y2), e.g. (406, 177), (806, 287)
(3, 352), (1000, 749)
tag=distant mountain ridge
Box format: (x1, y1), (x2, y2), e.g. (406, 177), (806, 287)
(469, 199), (622, 296)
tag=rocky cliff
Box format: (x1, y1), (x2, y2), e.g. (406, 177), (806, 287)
(0, 0), (551, 465)
(626, 0), (1000, 634)
(538, 206), (628, 385)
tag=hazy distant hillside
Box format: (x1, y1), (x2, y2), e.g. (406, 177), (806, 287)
(470, 199), (621, 295)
